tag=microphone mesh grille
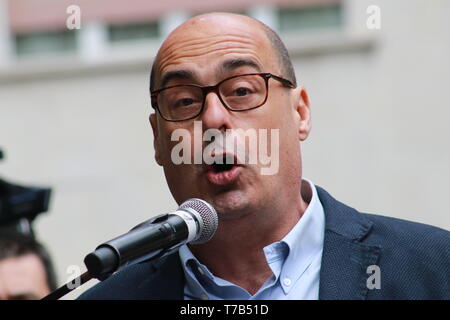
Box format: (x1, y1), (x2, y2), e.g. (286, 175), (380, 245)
(179, 198), (218, 244)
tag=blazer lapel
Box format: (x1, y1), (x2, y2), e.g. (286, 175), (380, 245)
(316, 187), (381, 300)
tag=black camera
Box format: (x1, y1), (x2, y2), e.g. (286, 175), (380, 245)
(0, 148), (52, 236)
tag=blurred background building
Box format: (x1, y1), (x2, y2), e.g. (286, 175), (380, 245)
(0, 0), (449, 298)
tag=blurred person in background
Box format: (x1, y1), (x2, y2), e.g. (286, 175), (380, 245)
(0, 148), (55, 300)
(0, 233), (57, 300)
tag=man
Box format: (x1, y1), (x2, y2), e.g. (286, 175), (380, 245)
(80, 12), (450, 300)
(0, 234), (56, 300)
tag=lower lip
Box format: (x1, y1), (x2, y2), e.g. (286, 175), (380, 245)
(206, 166), (241, 186)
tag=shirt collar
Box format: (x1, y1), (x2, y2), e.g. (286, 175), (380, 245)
(276, 178), (325, 294)
(178, 178), (325, 297)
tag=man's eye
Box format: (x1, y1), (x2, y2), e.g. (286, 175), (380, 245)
(234, 87), (250, 96)
(174, 98), (194, 108)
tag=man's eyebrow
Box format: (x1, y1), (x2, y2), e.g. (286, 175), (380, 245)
(219, 58), (262, 74)
(158, 69), (196, 90)
(157, 58), (261, 90)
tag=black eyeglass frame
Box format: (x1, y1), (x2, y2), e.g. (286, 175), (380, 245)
(150, 72), (296, 122)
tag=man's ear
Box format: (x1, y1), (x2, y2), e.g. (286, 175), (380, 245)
(149, 113), (162, 166)
(293, 86), (311, 141)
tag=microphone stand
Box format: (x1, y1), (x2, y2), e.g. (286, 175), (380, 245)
(42, 271), (92, 300)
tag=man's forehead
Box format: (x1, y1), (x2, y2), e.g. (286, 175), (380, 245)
(154, 13), (275, 83)
(164, 12), (266, 45)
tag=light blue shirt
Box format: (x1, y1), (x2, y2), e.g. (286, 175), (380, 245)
(178, 179), (325, 300)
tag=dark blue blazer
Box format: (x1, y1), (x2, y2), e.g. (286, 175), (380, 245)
(79, 187), (450, 300)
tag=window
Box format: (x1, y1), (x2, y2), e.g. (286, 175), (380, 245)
(278, 3), (343, 32)
(108, 21), (159, 43)
(15, 30), (77, 56)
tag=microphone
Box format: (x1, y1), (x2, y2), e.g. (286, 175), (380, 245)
(84, 198), (218, 280)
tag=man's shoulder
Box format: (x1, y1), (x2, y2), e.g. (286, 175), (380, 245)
(77, 252), (184, 300)
(362, 213), (450, 298)
(362, 212), (450, 258)
(77, 261), (156, 300)
(316, 185), (450, 299)
(316, 185), (449, 251)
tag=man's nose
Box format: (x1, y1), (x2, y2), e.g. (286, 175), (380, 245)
(200, 92), (232, 131)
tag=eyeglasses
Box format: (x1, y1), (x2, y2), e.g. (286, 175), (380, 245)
(150, 72), (295, 122)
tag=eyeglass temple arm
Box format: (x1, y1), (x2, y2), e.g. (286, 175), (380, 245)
(269, 74), (296, 88)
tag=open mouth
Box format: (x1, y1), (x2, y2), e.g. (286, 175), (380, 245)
(205, 153), (241, 186)
(210, 154), (236, 173)
(211, 162), (235, 172)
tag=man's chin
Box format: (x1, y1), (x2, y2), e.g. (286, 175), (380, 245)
(206, 189), (257, 221)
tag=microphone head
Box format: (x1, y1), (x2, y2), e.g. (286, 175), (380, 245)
(179, 198), (218, 244)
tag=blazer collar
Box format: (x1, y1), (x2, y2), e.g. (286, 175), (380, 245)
(316, 186), (381, 300)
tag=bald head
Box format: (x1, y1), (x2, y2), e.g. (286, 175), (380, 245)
(148, 11), (311, 226)
(149, 12), (296, 92)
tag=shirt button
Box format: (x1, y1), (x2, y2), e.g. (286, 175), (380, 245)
(283, 278), (292, 286)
